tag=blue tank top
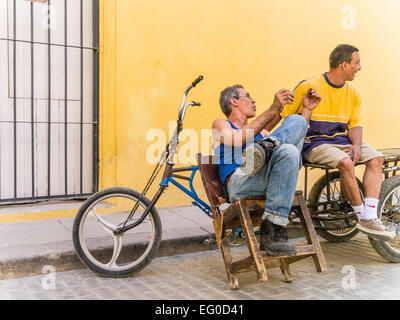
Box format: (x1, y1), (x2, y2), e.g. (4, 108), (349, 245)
(215, 120), (264, 185)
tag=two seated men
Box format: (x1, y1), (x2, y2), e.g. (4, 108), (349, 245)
(212, 44), (395, 256)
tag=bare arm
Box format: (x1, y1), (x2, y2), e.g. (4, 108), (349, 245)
(264, 113), (282, 132)
(213, 89), (294, 147)
(347, 126), (362, 164)
(213, 107), (281, 147)
(348, 126), (362, 146)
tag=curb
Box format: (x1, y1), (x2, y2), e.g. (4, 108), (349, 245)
(0, 227), (305, 280)
(0, 234), (218, 280)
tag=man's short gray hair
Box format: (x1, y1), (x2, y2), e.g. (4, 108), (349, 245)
(329, 44), (359, 69)
(219, 84), (243, 117)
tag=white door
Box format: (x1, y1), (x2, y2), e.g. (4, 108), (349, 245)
(0, 0), (98, 203)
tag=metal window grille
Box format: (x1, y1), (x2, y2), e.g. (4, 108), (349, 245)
(0, 0), (99, 204)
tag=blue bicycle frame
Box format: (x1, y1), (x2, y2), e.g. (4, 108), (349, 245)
(160, 165), (243, 237)
(160, 165), (212, 218)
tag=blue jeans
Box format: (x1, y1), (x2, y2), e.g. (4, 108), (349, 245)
(227, 114), (308, 226)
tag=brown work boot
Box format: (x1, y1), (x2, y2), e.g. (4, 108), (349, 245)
(356, 218), (396, 241)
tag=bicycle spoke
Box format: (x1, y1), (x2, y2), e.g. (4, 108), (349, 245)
(332, 182), (341, 200)
(90, 208), (117, 235)
(313, 175), (359, 239)
(394, 190), (400, 206)
(108, 234), (123, 268)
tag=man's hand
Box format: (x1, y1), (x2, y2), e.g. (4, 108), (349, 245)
(347, 144), (361, 164)
(303, 88), (322, 112)
(270, 89), (295, 113)
(301, 88), (321, 124)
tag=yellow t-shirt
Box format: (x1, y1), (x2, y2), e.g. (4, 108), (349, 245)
(280, 73), (362, 155)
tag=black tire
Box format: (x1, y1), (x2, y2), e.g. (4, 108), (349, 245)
(369, 176), (400, 263)
(308, 171), (363, 242)
(72, 187), (162, 277)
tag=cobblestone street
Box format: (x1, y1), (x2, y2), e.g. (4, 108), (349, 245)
(1, 234), (400, 300)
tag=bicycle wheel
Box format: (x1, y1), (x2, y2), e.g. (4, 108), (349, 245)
(308, 171), (363, 242)
(226, 229), (246, 247)
(72, 187), (162, 277)
(369, 175), (400, 262)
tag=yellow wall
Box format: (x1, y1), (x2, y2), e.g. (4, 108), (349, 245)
(99, 0), (400, 208)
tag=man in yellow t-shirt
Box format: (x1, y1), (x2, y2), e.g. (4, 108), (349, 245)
(267, 44), (394, 241)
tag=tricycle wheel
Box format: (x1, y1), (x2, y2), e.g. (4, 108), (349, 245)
(308, 171), (363, 242)
(369, 175), (400, 262)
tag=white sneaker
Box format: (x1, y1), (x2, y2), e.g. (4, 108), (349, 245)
(356, 218), (396, 241)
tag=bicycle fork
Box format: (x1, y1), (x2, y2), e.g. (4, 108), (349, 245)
(114, 186), (166, 235)
(114, 163), (174, 235)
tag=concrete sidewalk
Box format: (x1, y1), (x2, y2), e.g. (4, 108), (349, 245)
(0, 201), (306, 280)
(0, 202), (213, 279)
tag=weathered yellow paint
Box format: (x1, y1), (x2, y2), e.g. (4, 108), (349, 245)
(0, 209), (78, 224)
(99, 0), (400, 209)
(0, 207), (125, 224)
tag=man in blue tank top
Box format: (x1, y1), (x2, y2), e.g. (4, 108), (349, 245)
(212, 85), (321, 256)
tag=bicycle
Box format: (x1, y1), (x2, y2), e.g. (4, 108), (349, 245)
(72, 76), (231, 277)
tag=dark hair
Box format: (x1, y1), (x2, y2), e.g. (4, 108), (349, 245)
(329, 44), (359, 69)
(219, 84), (243, 117)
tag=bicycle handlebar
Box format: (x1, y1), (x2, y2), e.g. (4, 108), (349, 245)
(168, 76), (204, 164)
(192, 75), (204, 87)
(178, 75), (204, 121)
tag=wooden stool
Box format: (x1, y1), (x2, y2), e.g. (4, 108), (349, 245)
(197, 154), (327, 290)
